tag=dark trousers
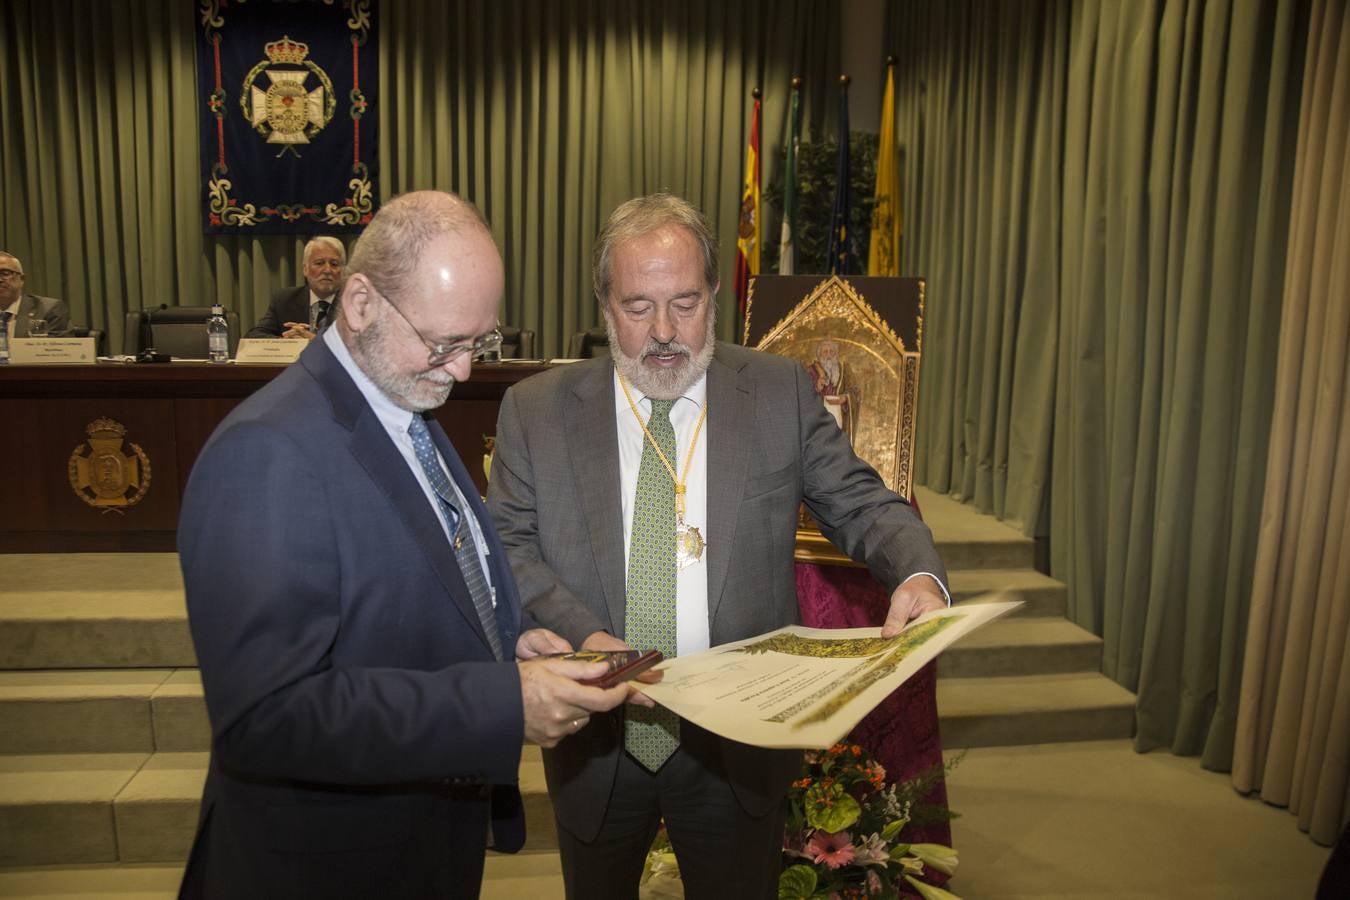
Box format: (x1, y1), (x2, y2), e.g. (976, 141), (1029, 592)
(555, 732), (786, 900)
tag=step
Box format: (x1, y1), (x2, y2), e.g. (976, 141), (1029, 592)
(149, 671), (210, 752)
(949, 569), (1065, 617)
(116, 753), (208, 863)
(933, 537), (1034, 571)
(0, 852), (577, 900)
(0, 863), (185, 899)
(937, 617), (1103, 678)
(0, 671), (168, 754)
(0, 853), (576, 900)
(0, 583), (1072, 673)
(937, 672), (1136, 747)
(0, 752), (145, 866)
(0, 747), (556, 868)
(916, 488), (1036, 570)
(0, 670), (208, 754)
(0, 555), (193, 670)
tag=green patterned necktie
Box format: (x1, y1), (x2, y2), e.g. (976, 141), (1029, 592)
(624, 397), (681, 771)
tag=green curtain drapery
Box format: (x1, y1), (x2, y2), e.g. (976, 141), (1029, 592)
(1233, 0), (1350, 846)
(378, 0), (839, 353)
(886, 0), (1308, 769)
(0, 0), (840, 356)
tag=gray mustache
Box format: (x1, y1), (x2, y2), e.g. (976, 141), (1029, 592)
(642, 339), (689, 357)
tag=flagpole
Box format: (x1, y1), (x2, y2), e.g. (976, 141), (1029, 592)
(778, 76), (802, 276)
(734, 88), (762, 326)
(827, 74), (852, 275)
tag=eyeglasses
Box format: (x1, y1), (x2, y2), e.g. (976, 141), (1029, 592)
(377, 288), (502, 367)
(0, 269), (23, 280)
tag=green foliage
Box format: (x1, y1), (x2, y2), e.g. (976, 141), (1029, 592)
(898, 751), (965, 829)
(778, 863), (819, 899)
(763, 130), (878, 275)
(804, 782), (862, 833)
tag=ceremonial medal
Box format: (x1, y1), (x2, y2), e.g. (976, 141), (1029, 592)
(619, 374), (710, 567)
(675, 522), (705, 567)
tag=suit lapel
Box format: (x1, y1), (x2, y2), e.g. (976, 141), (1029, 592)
(301, 341), (501, 658)
(288, 287), (310, 328)
(13, 295), (34, 336)
(706, 349), (753, 626)
(426, 417), (521, 637)
(564, 362), (628, 637)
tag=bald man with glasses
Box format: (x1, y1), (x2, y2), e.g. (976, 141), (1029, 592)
(0, 252), (69, 339)
(176, 191), (632, 899)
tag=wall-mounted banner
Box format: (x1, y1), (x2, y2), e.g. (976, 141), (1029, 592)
(196, 0), (378, 234)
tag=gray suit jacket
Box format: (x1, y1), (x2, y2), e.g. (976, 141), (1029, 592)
(10, 294), (70, 336)
(487, 341), (947, 841)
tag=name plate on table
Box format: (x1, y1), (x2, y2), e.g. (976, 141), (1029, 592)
(8, 337), (97, 364)
(234, 338), (306, 364)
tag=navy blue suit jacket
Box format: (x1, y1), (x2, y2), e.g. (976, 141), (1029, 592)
(178, 337), (530, 898)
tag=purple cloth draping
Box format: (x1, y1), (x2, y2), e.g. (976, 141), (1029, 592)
(795, 561), (953, 848)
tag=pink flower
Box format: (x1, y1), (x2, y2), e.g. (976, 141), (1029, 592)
(805, 830), (856, 869)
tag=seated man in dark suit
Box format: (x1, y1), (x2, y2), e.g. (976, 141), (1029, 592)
(0, 251), (69, 337)
(245, 235), (345, 339)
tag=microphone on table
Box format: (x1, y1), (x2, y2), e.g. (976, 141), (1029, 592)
(136, 304), (170, 363)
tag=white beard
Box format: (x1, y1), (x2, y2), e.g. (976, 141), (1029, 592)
(351, 312), (455, 411)
(605, 312), (716, 400)
(821, 358), (842, 386)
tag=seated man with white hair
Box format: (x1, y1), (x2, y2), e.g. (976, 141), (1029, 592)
(246, 236), (345, 340)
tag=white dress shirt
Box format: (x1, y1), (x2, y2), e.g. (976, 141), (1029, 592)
(614, 369), (711, 657)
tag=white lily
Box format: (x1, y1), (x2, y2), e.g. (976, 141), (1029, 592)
(908, 842), (959, 875)
(904, 874), (963, 900)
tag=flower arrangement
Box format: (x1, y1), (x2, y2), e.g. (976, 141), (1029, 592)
(780, 743), (960, 900)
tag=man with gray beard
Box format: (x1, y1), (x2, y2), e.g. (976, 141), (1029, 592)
(177, 191), (632, 899)
(487, 193), (949, 898)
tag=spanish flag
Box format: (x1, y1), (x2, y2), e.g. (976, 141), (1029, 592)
(734, 91), (761, 318)
(868, 60), (902, 276)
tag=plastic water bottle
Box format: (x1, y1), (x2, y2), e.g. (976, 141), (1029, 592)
(0, 319), (9, 365)
(207, 304), (229, 363)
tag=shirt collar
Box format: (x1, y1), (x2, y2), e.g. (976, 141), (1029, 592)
(611, 365), (707, 416)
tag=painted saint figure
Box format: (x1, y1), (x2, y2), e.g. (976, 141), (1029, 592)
(806, 338), (858, 443)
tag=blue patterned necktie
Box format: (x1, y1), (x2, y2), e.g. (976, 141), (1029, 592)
(624, 398), (680, 771)
(407, 414), (504, 660)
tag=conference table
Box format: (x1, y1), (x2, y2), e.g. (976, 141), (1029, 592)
(0, 360), (547, 553)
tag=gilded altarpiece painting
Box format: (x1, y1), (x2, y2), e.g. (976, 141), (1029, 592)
(743, 275), (926, 563)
